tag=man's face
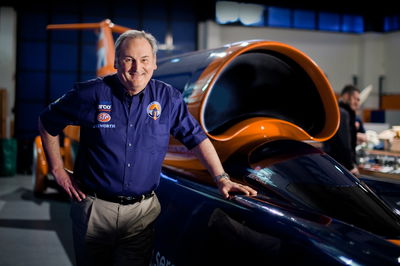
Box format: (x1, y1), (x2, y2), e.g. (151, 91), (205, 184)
(115, 37), (157, 95)
(343, 91), (360, 111)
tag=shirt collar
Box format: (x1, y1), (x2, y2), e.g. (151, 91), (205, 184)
(104, 74), (146, 103)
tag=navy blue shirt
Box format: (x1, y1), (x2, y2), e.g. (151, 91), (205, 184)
(40, 74), (207, 197)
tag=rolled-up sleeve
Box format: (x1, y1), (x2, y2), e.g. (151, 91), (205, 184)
(170, 92), (207, 150)
(39, 86), (80, 136)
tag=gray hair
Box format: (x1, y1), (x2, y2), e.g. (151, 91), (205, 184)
(114, 30), (158, 60)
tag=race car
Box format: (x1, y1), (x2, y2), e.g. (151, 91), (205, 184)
(33, 20), (400, 264)
(150, 40), (400, 265)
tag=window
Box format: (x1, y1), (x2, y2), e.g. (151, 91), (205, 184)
(294, 9), (316, 30)
(384, 15), (400, 32)
(215, 1), (371, 34)
(342, 15), (364, 33)
(267, 7), (291, 27)
(319, 12), (340, 31)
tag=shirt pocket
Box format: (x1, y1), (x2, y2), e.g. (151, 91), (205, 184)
(138, 123), (170, 153)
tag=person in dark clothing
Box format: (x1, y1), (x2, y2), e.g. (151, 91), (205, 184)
(323, 85), (361, 176)
(355, 116), (366, 134)
(355, 115), (368, 145)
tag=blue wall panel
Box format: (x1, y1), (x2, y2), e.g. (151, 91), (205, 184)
(81, 43), (98, 73)
(15, 103), (46, 138)
(142, 0), (167, 42)
(18, 42), (47, 71)
(268, 7), (291, 27)
(319, 12), (341, 31)
(50, 43), (78, 71)
(49, 73), (77, 101)
(81, 30), (97, 45)
(19, 13), (48, 40)
(50, 14), (80, 42)
(172, 4), (196, 53)
(113, 17), (141, 30)
(342, 15), (364, 33)
(294, 10), (316, 30)
(17, 72), (47, 101)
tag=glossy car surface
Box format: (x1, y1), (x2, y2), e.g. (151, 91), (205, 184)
(153, 139), (400, 265)
(151, 40), (400, 265)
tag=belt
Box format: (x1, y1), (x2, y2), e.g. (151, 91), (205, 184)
(86, 191), (154, 205)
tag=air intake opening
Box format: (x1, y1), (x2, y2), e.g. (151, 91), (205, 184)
(204, 50), (325, 136)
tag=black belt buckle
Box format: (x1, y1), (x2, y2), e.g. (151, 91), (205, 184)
(117, 194), (146, 205)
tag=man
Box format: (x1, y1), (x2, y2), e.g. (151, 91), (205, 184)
(38, 30), (257, 266)
(323, 85), (361, 176)
(355, 115), (368, 145)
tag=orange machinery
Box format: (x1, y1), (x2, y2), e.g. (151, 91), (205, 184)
(155, 40), (339, 183)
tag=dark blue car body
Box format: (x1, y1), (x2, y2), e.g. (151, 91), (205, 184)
(152, 140), (400, 266)
(150, 40), (400, 265)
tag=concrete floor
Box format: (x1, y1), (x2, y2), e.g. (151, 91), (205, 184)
(0, 174), (75, 266)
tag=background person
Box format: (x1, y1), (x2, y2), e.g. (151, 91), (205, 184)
(323, 84), (361, 177)
(355, 115), (368, 145)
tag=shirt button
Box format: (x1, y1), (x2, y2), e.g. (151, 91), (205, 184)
(128, 143), (132, 147)
(127, 163), (131, 167)
(130, 124), (133, 127)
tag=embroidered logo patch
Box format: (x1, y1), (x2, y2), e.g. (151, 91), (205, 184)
(97, 112), (111, 122)
(147, 101), (162, 120)
(94, 101), (115, 128)
(98, 104), (112, 111)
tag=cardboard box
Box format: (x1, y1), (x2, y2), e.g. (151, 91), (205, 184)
(391, 138), (400, 152)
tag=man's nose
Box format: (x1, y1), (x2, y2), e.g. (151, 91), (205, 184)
(130, 61), (138, 71)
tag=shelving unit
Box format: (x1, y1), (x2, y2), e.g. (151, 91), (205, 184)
(358, 149), (400, 180)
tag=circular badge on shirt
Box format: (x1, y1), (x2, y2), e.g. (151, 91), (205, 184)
(97, 112), (111, 122)
(147, 101), (162, 120)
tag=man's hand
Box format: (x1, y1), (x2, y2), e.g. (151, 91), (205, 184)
(190, 139), (257, 198)
(52, 168), (86, 201)
(217, 178), (257, 199)
(39, 118), (86, 201)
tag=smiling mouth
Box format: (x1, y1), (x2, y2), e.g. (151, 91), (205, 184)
(130, 72), (144, 78)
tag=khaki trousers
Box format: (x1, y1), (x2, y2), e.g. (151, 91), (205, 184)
(70, 194), (161, 266)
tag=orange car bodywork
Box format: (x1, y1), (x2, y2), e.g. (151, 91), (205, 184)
(163, 41), (339, 173)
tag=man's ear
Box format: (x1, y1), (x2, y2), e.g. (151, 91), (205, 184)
(153, 55), (158, 70)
